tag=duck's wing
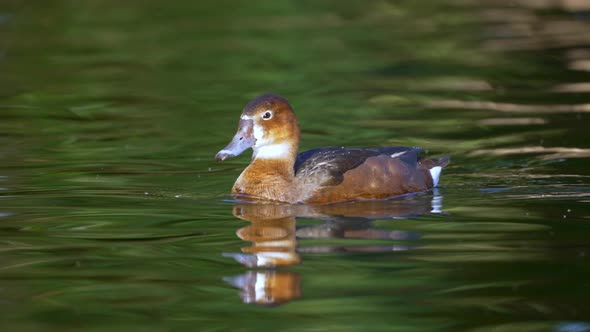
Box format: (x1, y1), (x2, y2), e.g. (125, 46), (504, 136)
(294, 147), (423, 187)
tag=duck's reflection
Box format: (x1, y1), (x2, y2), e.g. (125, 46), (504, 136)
(223, 271), (301, 306)
(224, 191), (443, 306)
(223, 204), (300, 268)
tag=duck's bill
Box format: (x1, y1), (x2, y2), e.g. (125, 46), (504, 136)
(215, 118), (256, 162)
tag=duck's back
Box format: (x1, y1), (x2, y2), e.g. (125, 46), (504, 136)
(294, 147), (448, 204)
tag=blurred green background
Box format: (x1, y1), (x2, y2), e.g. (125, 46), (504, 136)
(0, 1), (589, 331)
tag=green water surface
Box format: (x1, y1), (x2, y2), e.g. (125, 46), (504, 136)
(1, 1), (589, 331)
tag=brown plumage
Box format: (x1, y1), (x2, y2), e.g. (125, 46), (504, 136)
(215, 93), (449, 204)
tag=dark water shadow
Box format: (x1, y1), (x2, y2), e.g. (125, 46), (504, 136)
(223, 190), (443, 306)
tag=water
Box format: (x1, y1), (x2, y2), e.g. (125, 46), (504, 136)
(1, 1), (589, 331)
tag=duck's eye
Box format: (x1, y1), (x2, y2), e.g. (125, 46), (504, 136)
(262, 111), (273, 120)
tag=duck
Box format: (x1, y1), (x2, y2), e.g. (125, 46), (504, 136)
(215, 93), (449, 204)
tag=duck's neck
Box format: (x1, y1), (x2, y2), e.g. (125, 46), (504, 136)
(232, 142), (299, 202)
(252, 142), (297, 165)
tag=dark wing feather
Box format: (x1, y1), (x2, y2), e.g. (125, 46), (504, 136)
(294, 147), (422, 187)
(373, 147), (423, 168)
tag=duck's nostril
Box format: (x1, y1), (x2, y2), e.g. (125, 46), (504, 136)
(239, 137), (243, 140)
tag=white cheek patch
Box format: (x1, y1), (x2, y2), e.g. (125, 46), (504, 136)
(241, 114), (253, 120)
(252, 123), (265, 142)
(250, 122), (294, 160)
(253, 142), (292, 159)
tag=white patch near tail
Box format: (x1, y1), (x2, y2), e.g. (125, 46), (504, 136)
(429, 166), (442, 187)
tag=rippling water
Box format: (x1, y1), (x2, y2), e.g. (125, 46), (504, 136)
(1, 1), (589, 331)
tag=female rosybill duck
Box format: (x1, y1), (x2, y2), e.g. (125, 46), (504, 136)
(215, 94), (449, 204)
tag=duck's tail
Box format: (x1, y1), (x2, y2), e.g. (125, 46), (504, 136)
(419, 156), (450, 187)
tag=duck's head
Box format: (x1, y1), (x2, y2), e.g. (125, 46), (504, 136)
(216, 94), (300, 162)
